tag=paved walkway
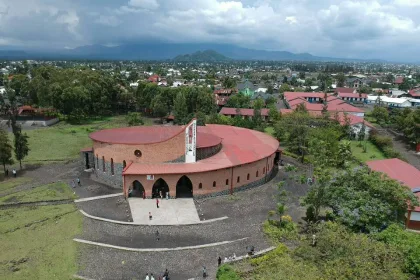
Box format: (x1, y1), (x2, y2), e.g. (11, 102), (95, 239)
(74, 193), (122, 203)
(128, 198), (201, 225)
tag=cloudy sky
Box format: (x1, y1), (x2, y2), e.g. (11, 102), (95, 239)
(0, 0), (419, 61)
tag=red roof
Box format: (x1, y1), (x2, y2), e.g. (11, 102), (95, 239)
(89, 124), (221, 148)
(367, 158), (420, 211)
(284, 92), (325, 101)
(338, 92), (367, 99)
(409, 88), (420, 97)
(335, 87), (356, 94)
(326, 102), (364, 113)
(148, 75), (160, 83)
(334, 112), (374, 128)
(214, 89), (237, 95)
(219, 107), (269, 117)
(123, 125), (279, 175)
(394, 77), (404, 84)
(288, 98), (309, 107)
(367, 158), (420, 189)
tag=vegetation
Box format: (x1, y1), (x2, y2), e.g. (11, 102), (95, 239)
(216, 264), (240, 280)
(369, 130), (404, 159)
(0, 182), (76, 204)
(349, 140), (385, 162)
(0, 177), (32, 194)
(0, 204), (82, 279)
(0, 128), (13, 172)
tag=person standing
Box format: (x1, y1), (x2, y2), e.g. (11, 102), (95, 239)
(156, 198), (159, 208)
(156, 230), (160, 241)
(77, 177), (81, 186)
(149, 212), (152, 220)
(218, 256), (222, 266)
(159, 190), (163, 199)
(150, 273), (155, 280)
(12, 169), (16, 178)
(202, 266), (207, 278)
(71, 180), (76, 188)
(143, 191), (146, 199)
(145, 273), (150, 280)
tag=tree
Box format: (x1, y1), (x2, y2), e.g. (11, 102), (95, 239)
(337, 140), (352, 168)
(325, 168), (419, 232)
(222, 77), (236, 89)
(267, 84), (274, 94)
(399, 79), (411, 91)
(253, 98), (265, 110)
(126, 112), (144, 126)
(14, 130), (30, 170)
(174, 92), (189, 124)
(128, 70), (139, 82)
(0, 128), (13, 172)
(372, 105), (389, 124)
(268, 105), (280, 122)
(304, 169), (332, 222)
(151, 94), (169, 120)
(385, 73), (394, 83)
(299, 72), (305, 79)
(336, 73), (346, 87)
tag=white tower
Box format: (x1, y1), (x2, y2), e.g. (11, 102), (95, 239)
(185, 119), (197, 163)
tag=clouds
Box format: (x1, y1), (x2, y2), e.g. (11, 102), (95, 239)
(0, 0), (419, 61)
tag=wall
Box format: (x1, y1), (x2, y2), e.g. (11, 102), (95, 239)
(92, 130), (185, 164)
(123, 152), (277, 198)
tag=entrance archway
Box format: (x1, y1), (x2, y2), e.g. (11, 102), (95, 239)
(176, 175), (193, 198)
(130, 180), (144, 197)
(152, 178), (169, 198)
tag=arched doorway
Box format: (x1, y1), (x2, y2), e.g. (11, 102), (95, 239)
(130, 180), (144, 197)
(176, 175), (193, 198)
(152, 178), (169, 198)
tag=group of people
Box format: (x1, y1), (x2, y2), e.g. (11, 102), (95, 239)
(71, 177), (81, 188)
(144, 269), (169, 280)
(4, 169), (17, 178)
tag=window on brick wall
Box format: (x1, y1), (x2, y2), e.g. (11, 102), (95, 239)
(102, 156), (105, 172)
(213, 181), (216, 187)
(247, 173), (250, 180)
(226, 179), (229, 185)
(123, 160), (126, 169)
(199, 183), (202, 189)
(111, 158), (114, 175)
(256, 171), (259, 177)
(263, 167), (265, 174)
(237, 176), (240, 183)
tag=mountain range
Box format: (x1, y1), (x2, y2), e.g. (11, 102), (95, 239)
(0, 43), (389, 63)
(173, 50), (231, 62)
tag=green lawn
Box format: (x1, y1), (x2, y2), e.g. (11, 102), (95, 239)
(349, 140), (385, 162)
(0, 204), (82, 279)
(0, 177), (32, 194)
(9, 115), (153, 164)
(0, 182), (76, 204)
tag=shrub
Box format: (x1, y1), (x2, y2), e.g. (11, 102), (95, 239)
(216, 264), (240, 280)
(263, 220), (298, 242)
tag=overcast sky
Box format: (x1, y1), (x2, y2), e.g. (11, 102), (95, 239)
(0, 0), (419, 61)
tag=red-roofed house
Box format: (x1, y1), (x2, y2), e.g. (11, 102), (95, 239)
(214, 88), (238, 107)
(284, 92), (325, 105)
(219, 107), (269, 120)
(409, 88), (420, 99)
(148, 74), (160, 83)
(335, 87), (367, 103)
(394, 77), (404, 85)
(366, 158), (420, 230)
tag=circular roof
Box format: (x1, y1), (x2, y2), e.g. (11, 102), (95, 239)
(89, 125), (221, 148)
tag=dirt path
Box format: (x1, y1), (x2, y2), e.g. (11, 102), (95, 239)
(377, 129), (420, 170)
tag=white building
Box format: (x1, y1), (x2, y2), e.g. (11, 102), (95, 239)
(367, 96), (413, 108)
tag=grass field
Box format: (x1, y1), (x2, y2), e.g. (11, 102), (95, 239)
(349, 140), (385, 162)
(0, 177), (32, 195)
(0, 204), (82, 279)
(9, 115), (153, 164)
(0, 182), (76, 205)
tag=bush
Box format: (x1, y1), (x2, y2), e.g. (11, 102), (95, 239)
(374, 224), (420, 277)
(383, 146), (402, 158)
(263, 220), (298, 242)
(216, 264), (240, 280)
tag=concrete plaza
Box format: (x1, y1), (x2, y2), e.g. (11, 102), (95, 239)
(128, 197), (201, 225)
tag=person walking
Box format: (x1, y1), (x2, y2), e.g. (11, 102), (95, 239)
(218, 256), (222, 266)
(163, 269), (169, 279)
(159, 190), (163, 199)
(12, 169), (16, 178)
(71, 180), (76, 188)
(156, 230), (160, 241)
(149, 212), (152, 220)
(145, 273), (150, 280)
(150, 273), (155, 280)
(156, 198), (159, 208)
(202, 266), (207, 278)
(76, 177), (81, 186)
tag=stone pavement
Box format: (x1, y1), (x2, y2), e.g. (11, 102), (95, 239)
(128, 198), (201, 225)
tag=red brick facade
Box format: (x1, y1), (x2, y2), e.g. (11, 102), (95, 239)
(123, 153), (276, 197)
(93, 131), (185, 164)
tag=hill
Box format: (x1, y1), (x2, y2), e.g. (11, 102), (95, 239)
(173, 50), (231, 62)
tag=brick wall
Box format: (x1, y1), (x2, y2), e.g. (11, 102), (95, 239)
(123, 152), (276, 198)
(92, 130), (185, 164)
